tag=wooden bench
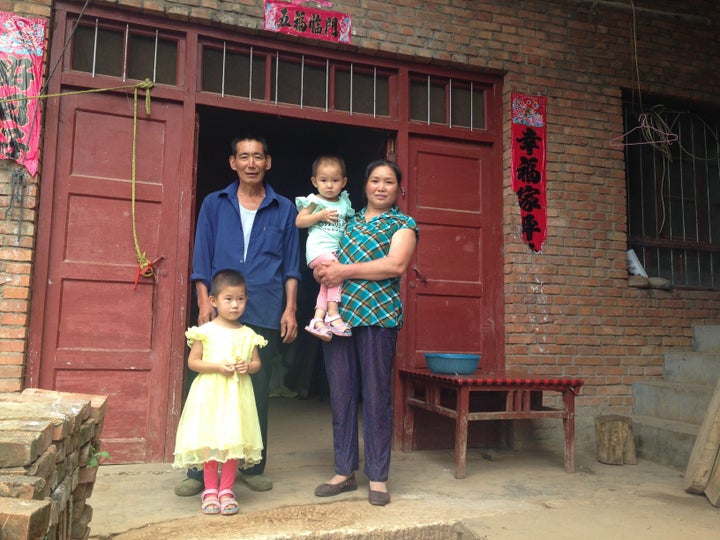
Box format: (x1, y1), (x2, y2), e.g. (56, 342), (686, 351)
(399, 368), (584, 478)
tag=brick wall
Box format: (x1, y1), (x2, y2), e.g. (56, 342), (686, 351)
(0, 0), (49, 393)
(1, 1), (720, 443)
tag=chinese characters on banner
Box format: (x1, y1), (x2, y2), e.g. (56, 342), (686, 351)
(0, 12), (47, 176)
(511, 92), (547, 252)
(264, 1), (351, 44)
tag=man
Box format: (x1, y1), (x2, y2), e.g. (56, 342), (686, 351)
(176, 135), (301, 495)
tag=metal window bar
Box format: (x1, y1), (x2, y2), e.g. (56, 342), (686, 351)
(153, 29), (158, 83)
(349, 63), (353, 115)
(426, 75), (430, 125)
(677, 119), (687, 241)
(122, 24), (129, 81)
(705, 121), (713, 244)
(449, 78), (452, 128)
(689, 117), (699, 242)
(373, 67), (377, 118)
(300, 55), (304, 109)
(325, 59), (329, 112)
(221, 41), (226, 97)
(274, 51), (279, 105)
(470, 81), (474, 131)
(92, 18), (98, 77)
(249, 47), (254, 101)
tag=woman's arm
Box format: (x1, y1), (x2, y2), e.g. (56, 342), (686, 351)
(317, 227), (417, 287)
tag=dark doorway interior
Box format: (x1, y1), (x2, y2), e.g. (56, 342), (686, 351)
(191, 106), (390, 397)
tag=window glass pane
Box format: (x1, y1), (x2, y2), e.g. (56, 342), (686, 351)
(201, 47), (223, 93)
(202, 47), (266, 99)
(451, 84), (485, 129)
(271, 59), (301, 104)
(224, 51), (251, 97)
(303, 63), (326, 108)
(410, 80), (426, 122)
(72, 25), (123, 77)
(128, 34), (177, 84)
(269, 59), (325, 107)
(334, 69), (389, 115)
(375, 76), (389, 116)
(410, 79), (445, 123)
(335, 70), (350, 111)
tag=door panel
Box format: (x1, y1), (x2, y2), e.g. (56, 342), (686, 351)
(34, 91), (184, 463)
(403, 136), (503, 371)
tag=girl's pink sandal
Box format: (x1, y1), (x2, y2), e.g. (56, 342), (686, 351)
(201, 489), (220, 515)
(325, 314), (352, 337)
(219, 489), (239, 516)
(305, 318), (332, 341)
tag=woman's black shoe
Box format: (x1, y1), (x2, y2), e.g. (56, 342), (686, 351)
(314, 474), (357, 497)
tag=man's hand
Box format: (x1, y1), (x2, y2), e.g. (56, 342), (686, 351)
(197, 299), (215, 325)
(280, 309), (298, 344)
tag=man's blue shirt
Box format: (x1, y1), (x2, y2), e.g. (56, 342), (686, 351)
(191, 181), (301, 330)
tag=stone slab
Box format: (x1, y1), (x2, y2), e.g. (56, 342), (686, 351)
(0, 497), (52, 540)
(0, 430), (53, 468)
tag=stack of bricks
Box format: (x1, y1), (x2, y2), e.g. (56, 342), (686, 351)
(0, 388), (108, 540)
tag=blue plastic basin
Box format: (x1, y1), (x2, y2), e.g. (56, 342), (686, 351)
(424, 353), (481, 375)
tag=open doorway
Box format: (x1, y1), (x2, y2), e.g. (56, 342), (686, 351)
(190, 105), (391, 398)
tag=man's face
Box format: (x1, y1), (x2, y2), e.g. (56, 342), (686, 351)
(229, 139), (272, 186)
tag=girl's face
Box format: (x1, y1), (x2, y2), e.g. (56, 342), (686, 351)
(312, 162), (347, 201)
(365, 165), (399, 212)
(210, 284), (247, 322)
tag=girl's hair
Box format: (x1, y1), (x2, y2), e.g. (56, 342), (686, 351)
(312, 155), (347, 177)
(364, 159), (402, 185)
(211, 269), (247, 296)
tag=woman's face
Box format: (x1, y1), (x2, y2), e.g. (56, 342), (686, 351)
(365, 165), (399, 212)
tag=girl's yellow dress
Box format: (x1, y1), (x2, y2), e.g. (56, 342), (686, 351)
(173, 322), (267, 469)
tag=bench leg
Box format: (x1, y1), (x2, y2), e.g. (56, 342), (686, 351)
(402, 378), (415, 453)
(562, 389), (576, 473)
(454, 387), (470, 479)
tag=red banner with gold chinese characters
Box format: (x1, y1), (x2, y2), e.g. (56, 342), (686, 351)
(511, 92), (547, 252)
(264, 1), (351, 44)
(0, 12), (47, 176)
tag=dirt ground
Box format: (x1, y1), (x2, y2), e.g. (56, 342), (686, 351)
(88, 397), (720, 539)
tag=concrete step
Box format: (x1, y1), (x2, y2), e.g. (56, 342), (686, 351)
(663, 351), (720, 385)
(632, 414), (699, 471)
(692, 325), (720, 352)
(632, 380), (714, 424)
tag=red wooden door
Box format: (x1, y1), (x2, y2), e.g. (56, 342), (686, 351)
(28, 92), (186, 463)
(402, 136), (503, 370)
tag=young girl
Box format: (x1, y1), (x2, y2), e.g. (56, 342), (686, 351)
(295, 155), (354, 341)
(173, 269), (267, 516)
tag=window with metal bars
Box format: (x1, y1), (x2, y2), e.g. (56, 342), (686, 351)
(200, 40), (392, 117)
(409, 73), (486, 130)
(67, 16), (491, 133)
(624, 99), (720, 289)
(70, 20), (178, 84)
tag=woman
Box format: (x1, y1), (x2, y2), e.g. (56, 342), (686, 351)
(313, 159), (418, 506)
